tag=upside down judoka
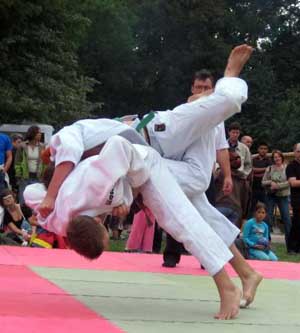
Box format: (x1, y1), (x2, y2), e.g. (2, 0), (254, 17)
(25, 44), (262, 319)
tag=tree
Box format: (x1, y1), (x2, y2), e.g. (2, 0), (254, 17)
(0, 0), (96, 127)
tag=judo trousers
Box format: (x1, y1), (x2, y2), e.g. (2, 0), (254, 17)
(141, 147), (233, 276)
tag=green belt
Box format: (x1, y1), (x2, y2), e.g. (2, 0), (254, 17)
(135, 111), (155, 132)
(114, 111), (155, 133)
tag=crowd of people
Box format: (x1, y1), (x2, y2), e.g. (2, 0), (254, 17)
(0, 126), (66, 248)
(1, 44), (300, 320)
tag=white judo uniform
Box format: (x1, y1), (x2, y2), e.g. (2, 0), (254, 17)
(24, 136), (234, 276)
(26, 76), (247, 269)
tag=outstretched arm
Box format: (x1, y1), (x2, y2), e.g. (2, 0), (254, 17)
(38, 161), (74, 218)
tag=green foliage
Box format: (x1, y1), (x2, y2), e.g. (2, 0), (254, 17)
(78, 0), (139, 118)
(1, 0), (300, 149)
(0, 0), (97, 127)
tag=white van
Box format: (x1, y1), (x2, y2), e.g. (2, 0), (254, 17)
(0, 124), (54, 145)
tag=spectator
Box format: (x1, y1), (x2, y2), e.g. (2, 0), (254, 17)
(250, 142), (272, 212)
(243, 202), (278, 261)
(262, 150), (291, 249)
(163, 69), (232, 267)
(7, 134), (23, 194)
(125, 208), (155, 253)
(241, 135), (253, 150)
(215, 150), (243, 227)
(0, 189), (33, 244)
(286, 143), (300, 253)
(227, 122), (252, 219)
(0, 132), (13, 191)
(15, 126), (45, 204)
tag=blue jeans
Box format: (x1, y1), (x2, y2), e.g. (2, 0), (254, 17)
(249, 248), (278, 261)
(266, 194), (291, 247)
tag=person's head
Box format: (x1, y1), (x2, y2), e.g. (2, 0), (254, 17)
(66, 215), (109, 259)
(11, 134), (23, 149)
(257, 142), (269, 157)
(254, 202), (267, 222)
(229, 150), (241, 169)
(26, 125), (42, 142)
(293, 143), (300, 161)
(241, 135), (253, 149)
(0, 189), (16, 208)
(228, 122), (241, 143)
(191, 69), (214, 95)
(272, 150), (284, 166)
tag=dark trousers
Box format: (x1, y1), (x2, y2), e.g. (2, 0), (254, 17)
(288, 204), (300, 252)
(163, 174), (215, 264)
(152, 223), (163, 254)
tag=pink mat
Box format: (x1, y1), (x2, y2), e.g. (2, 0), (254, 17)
(0, 265), (124, 333)
(1, 246), (300, 280)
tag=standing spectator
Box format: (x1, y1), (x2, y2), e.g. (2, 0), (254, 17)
(241, 135), (253, 150)
(286, 143), (300, 253)
(262, 150), (291, 249)
(215, 151), (243, 227)
(15, 126), (45, 204)
(7, 134), (23, 194)
(227, 122), (252, 219)
(125, 208), (155, 253)
(0, 132), (13, 191)
(163, 69), (233, 267)
(251, 142), (272, 212)
(243, 203), (278, 261)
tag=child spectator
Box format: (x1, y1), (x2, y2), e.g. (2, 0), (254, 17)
(125, 208), (155, 253)
(243, 202), (278, 261)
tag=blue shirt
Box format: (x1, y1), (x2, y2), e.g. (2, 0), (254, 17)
(243, 218), (269, 248)
(0, 134), (13, 165)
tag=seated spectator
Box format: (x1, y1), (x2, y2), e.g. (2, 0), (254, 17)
(262, 150), (291, 249)
(243, 202), (278, 261)
(0, 189), (33, 244)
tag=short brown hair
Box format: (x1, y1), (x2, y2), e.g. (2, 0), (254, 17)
(255, 202), (267, 212)
(0, 189), (15, 206)
(228, 122), (241, 132)
(271, 149), (284, 163)
(66, 215), (106, 259)
(192, 69), (215, 87)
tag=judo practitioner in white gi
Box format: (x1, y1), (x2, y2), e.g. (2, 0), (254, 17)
(35, 44), (261, 309)
(25, 135), (243, 319)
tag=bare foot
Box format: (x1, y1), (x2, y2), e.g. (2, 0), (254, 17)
(214, 286), (241, 320)
(241, 271), (263, 307)
(224, 44), (254, 77)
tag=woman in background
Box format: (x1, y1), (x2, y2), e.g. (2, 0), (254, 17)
(15, 126), (45, 204)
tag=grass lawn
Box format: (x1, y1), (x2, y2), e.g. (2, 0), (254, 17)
(108, 239), (300, 263)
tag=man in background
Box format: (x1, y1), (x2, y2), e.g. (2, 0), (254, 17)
(0, 132), (13, 191)
(163, 69), (232, 267)
(241, 135), (253, 150)
(227, 122), (252, 225)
